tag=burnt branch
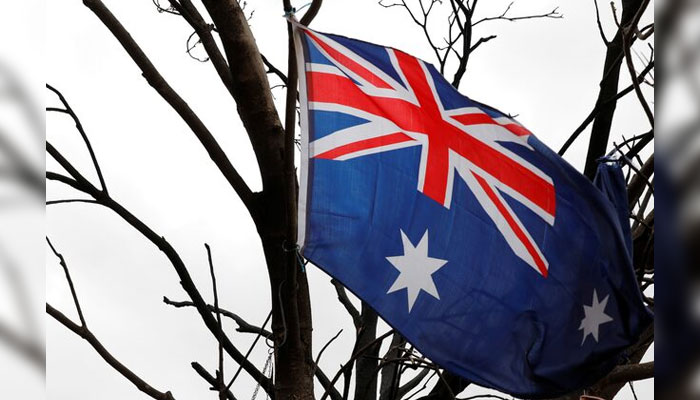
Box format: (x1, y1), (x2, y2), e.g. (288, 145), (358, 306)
(331, 279), (362, 329)
(582, 0), (649, 178)
(46, 237), (87, 328)
(593, 0), (610, 45)
(558, 56), (654, 156)
(191, 362), (238, 400)
(81, 0), (254, 209)
(165, 0), (235, 95)
(46, 84), (108, 195)
(186, 30), (210, 62)
(472, 2), (562, 26)
(379, 333), (406, 400)
(47, 304), (176, 400)
(46, 239), (175, 400)
(314, 329), (344, 373)
(205, 244), (227, 400)
(396, 368), (432, 399)
(163, 297), (273, 338)
(622, 0), (654, 127)
(300, 0), (324, 25)
(226, 311), (272, 391)
(46, 138), (272, 394)
(152, 0), (180, 15)
(320, 330), (395, 400)
(379, 0), (561, 89)
(261, 54), (289, 86)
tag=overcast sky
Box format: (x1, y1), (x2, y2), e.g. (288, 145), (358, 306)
(45, 1), (653, 399)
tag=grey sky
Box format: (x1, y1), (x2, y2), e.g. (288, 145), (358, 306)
(45, 1), (653, 399)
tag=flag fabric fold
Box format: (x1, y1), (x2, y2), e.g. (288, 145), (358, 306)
(293, 23), (652, 397)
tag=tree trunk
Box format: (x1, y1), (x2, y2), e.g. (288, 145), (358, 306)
(257, 186), (314, 400)
(196, 0), (316, 397)
(583, 0), (644, 178)
(355, 304), (379, 400)
(379, 333), (405, 400)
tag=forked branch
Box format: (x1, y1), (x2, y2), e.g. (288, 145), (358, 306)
(46, 240), (175, 400)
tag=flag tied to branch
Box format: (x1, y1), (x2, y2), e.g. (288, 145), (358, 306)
(292, 23), (652, 397)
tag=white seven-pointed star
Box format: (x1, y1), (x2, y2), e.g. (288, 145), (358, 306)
(386, 230), (447, 312)
(579, 290), (614, 345)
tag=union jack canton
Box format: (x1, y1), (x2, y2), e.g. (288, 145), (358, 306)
(293, 23), (652, 398)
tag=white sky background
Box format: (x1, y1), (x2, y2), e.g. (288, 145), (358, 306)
(45, 1), (653, 399)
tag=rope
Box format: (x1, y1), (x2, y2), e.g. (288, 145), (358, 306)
(283, 241), (308, 273)
(283, 2), (312, 17)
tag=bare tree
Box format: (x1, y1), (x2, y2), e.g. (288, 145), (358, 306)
(46, 1), (654, 399)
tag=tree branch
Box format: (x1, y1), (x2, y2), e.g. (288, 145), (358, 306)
(320, 330), (395, 400)
(314, 329), (343, 374)
(46, 84), (108, 194)
(300, 0), (324, 26)
(622, 0), (654, 127)
(331, 279), (362, 329)
(46, 239), (175, 400)
(81, 0), (254, 209)
(472, 2), (562, 26)
(163, 297), (273, 338)
(396, 368), (431, 399)
(600, 361), (653, 385)
(593, 0), (610, 45)
(199, 0), (286, 186)
(46, 237), (87, 328)
(582, 0), (645, 178)
(47, 304), (176, 400)
(166, 0), (235, 96)
(205, 244), (227, 400)
(47, 140), (273, 394)
(191, 361), (237, 400)
(261, 54), (289, 85)
(558, 58), (654, 156)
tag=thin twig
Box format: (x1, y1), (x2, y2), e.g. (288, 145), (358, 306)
(47, 304), (176, 400)
(166, 0), (234, 94)
(558, 59), (654, 155)
(593, 0), (610, 45)
(622, 1), (654, 127)
(82, 0), (254, 208)
(46, 237), (87, 328)
(47, 139), (272, 393)
(331, 279), (361, 329)
(46, 84), (108, 195)
(473, 3), (562, 26)
(164, 297), (273, 338)
(320, 330), (394, 400)
(261, 54), (289, 85)
(191, 362), (237, 400)
(205, 244), (226, 400)
(226, 311), (272, 391)
(46, 199), (100, 206)
(314, 329), (343, 374)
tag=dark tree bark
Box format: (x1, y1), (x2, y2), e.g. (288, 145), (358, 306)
(354, 303), (380, 400)
(379, 333), (405, 400)
(582, 0), (646, 178)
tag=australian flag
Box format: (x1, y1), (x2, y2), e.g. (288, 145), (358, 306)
(293, 23), (652, 397)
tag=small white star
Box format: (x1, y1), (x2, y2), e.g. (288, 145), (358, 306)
(386, 230), (447, 312)
(579, 289), (614, 345)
